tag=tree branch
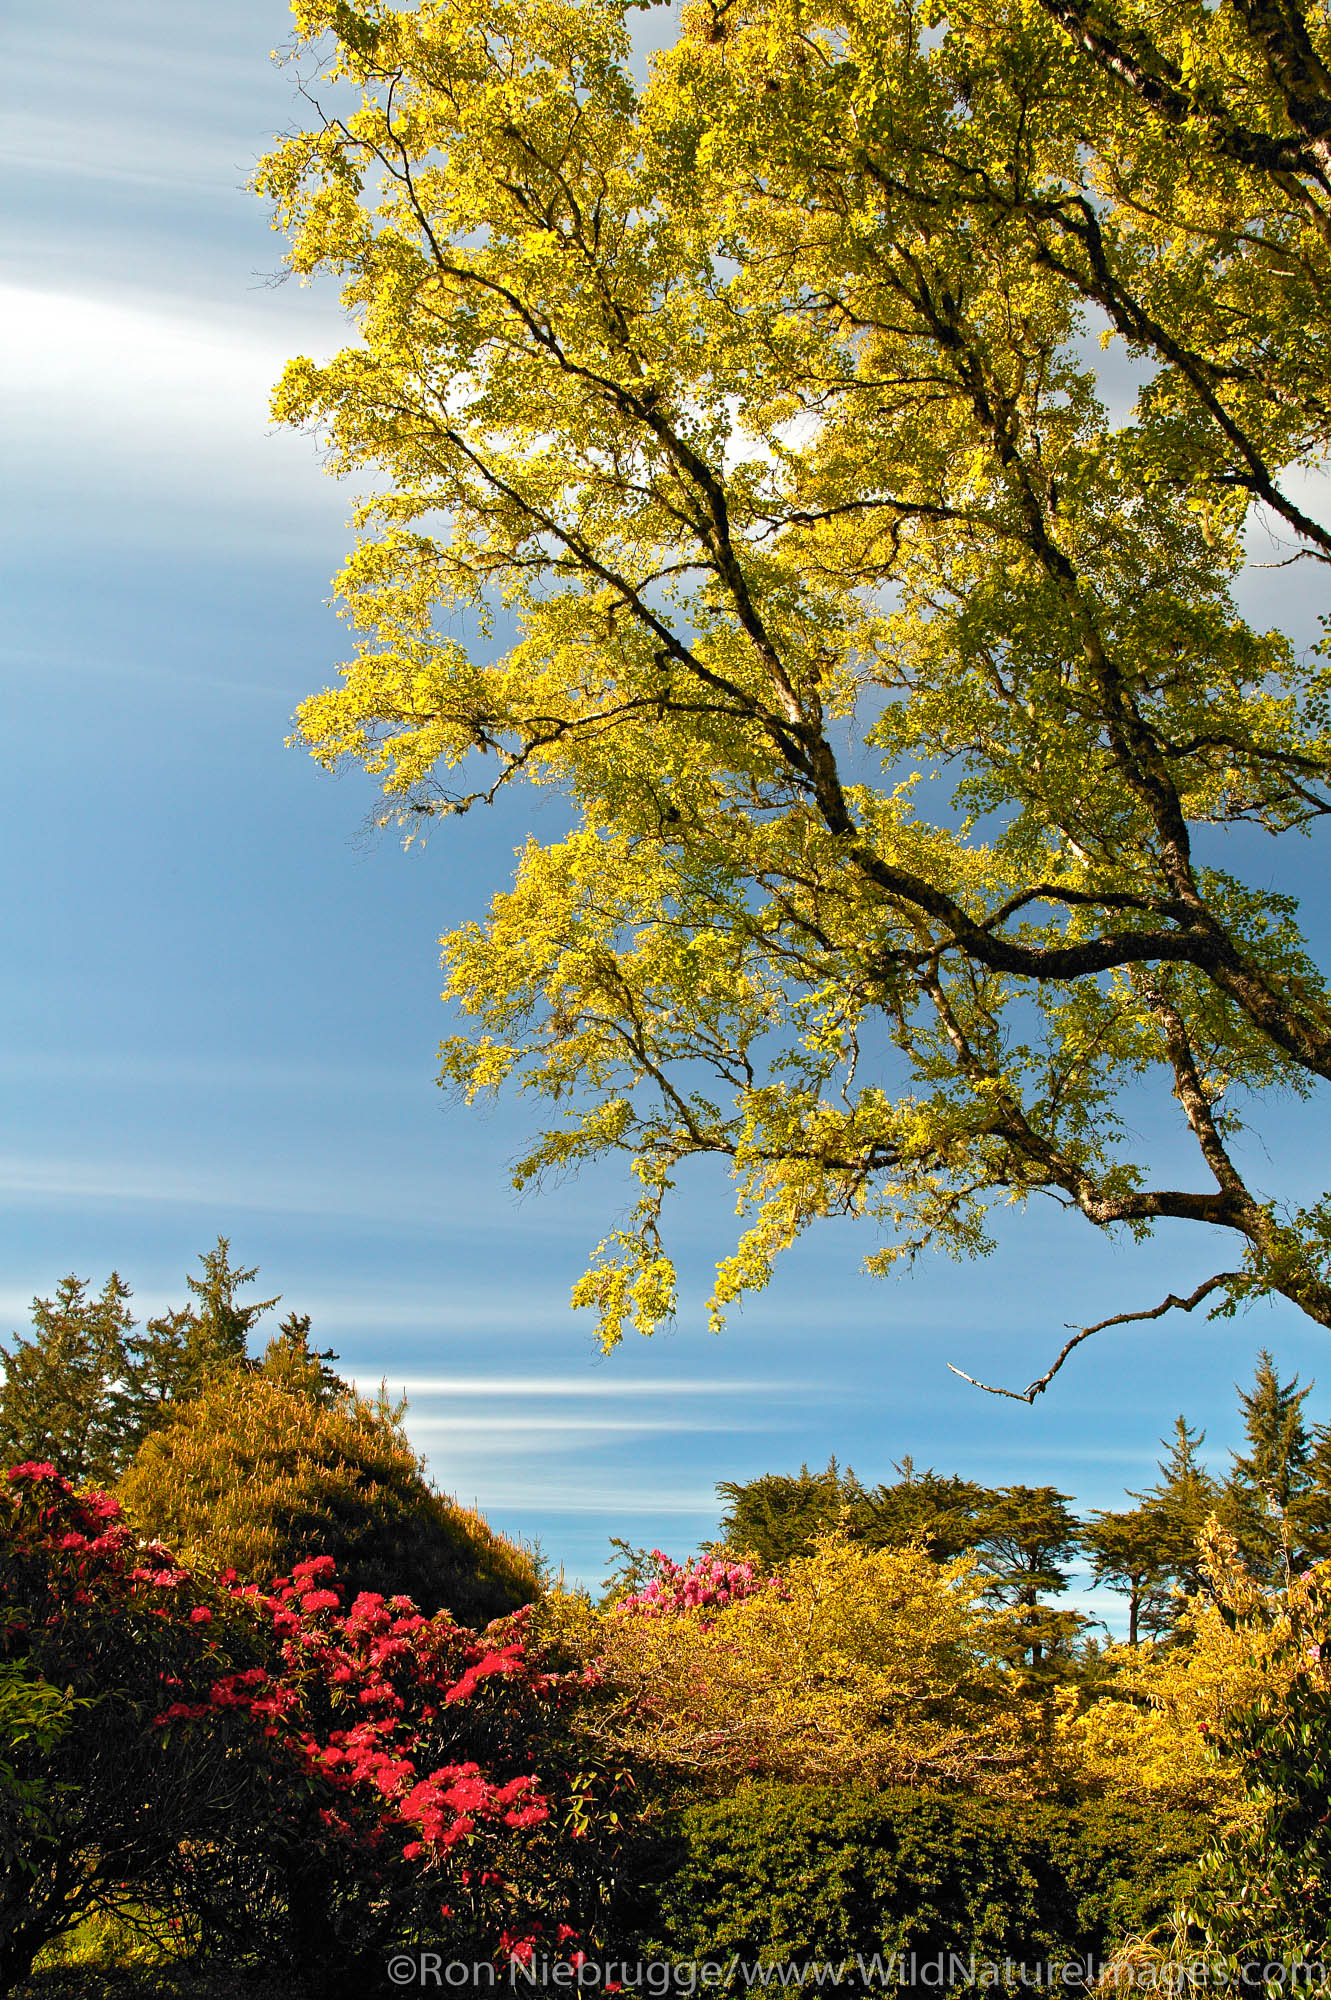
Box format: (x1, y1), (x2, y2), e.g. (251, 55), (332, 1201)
(947, 1271), (1241, 1402)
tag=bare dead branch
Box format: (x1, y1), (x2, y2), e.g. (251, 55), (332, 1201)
(947, 1271), (1241, 1402)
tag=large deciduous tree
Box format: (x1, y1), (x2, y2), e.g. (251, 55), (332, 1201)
(259, 0), (1331, 1388)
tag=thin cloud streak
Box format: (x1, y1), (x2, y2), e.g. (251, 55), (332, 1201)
(407, 1416), (766, 1437)
(361, 1375), (812, 1398)
(0, 282), (351, 553)
(435, 1485), (725, 1517)
(0, 1043), (426, 1098)
(0, 1154), (558, 1236)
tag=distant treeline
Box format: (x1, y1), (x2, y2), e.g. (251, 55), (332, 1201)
(2, 1244), (1324, 1649)
(621, 1351), (1328, 1646)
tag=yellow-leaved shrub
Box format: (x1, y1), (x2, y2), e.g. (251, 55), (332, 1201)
(118, 1368), (540, 1624)
(1055, 1524), (1324, 1819)
(570, 1533), (1051, 1797)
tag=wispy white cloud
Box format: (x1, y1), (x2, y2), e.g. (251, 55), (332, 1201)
(361, 1374), (811, 1398)
(0, 1), (301, 194)
(0, 1045), (425, 1097)
(0, 1150), (547, 1236)
(408, 1415), (763, 1437)
(964, 1442), (1162, 1466)
(0, 281), (348, 551)
(0, 117), (261, 197)
(433, 1481), (725, 1517)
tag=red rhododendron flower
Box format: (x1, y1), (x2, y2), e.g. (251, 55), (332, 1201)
(3, 1461), (630, 1975)
(503, 1804), (549, 1829)
(291, 1555), (337, 1580)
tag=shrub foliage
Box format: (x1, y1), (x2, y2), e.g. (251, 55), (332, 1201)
(648, 1783), (1200, 1982)
(0, 1462), (632, 1995)
(118, 1363), (539, 1624)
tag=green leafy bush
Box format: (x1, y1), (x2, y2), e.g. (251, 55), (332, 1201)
(1185, 1657), (1331, 1965)
(1058, 1799), (1206, 1956)
(646, 1783), (1200, 1980)
(118, 1365), (540, 1622)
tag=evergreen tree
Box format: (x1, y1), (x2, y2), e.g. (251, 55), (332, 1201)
(714, 1458), (865, 1569)
(1305, 1425), (1331, 1566)
(180, 1235), (280, 1386)
(600, 1536), (662, 1608)
(973, 1486), (1083, 1671)
(716, 1456), (998, 1569)
(858, 1461), (996, 1563)
(0, 1274), (136, 1484)
(259, 1312), (347, 1407)
(123, 1237), (279, 1441)
(121, 1307), (199, 1452)
(1132, 1416), (1220, 1612)
(1223, 1352), (1323, 1582)
(1081, 1506), (1173, 1647)
(0, 1243), (284, 1481)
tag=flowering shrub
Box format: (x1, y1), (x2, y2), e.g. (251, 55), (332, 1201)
(0, 1657), (80, 1887)
(159, 1555), (634, 1982)
(590, 1533), (1041, 1797)
(0, 1463), (634, 1992)
(0, 1462), (254, 1988)
(614, 1552), (773, 1626)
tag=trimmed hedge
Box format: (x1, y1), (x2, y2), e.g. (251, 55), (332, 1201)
(646, 1784), (1200, 1978)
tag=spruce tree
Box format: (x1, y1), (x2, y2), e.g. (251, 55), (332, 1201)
(121, 1238), (280, 1450)
(1305, 1425), (1331, 1565)
(259, 1312), (346, 1407)
(1223, 1352), (1321, 1582)
(0, 1242), (285, 1482)
(1132, 1417), (1220, 1610)
(0, 1274), (136, 1484)
(121, 1307), (198, 1451)
(180, 1236), (280, 1386)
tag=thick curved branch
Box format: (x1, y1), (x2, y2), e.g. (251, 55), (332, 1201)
(1035, 0), (1331, 198)
(1030, 204), (1331, 558)
(324, 106), (1331, 1081)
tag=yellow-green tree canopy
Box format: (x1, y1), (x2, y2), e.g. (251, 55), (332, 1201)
(259, 0), (1331, 1385)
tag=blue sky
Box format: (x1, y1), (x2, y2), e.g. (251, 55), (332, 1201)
(5, 0), (1331, 1620)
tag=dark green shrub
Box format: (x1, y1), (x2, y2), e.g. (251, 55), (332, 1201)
(1058, 1798), (1202, 1949)
(646, 1783), (1200, 1985)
